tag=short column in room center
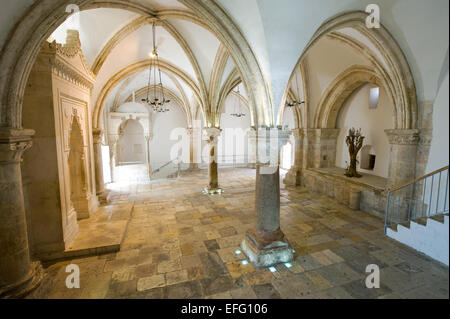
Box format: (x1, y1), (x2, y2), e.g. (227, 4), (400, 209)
(203, 127), (223, 195)
(242, 128), (294, 267)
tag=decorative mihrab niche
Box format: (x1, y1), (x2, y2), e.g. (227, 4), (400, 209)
(345, 128), (365, 178)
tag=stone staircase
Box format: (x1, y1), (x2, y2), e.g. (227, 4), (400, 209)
(387, 213), (449, 265)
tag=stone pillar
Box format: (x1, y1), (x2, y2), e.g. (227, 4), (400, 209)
(385, 129), (420, 189)
(284, 128), (304, 186)
(108, 135), (118, 183)
(145, 134), (152, 179)
(92, 129), (109, 203)
(203, 128), (222, 194)
(0, 129), (42, 298)
(187, 128), (199, 170)
(247, 127), (257, 169)
(242, 128), (293, 267)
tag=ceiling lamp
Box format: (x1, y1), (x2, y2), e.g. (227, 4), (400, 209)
(286, 69), (305, 108)
(230, 85), (246, 118)
(142, 22), (170, 113)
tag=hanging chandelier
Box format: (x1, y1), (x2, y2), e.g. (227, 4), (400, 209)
(142, 22), (171, 113)
(230, 85), (246, 118)
(286, 69), (305, 108)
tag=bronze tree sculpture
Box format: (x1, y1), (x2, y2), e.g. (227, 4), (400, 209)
(345, 128), (365, 178)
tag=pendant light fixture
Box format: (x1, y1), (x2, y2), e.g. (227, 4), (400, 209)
(286, 69), (305, 108)
(142, 22), (171, 113)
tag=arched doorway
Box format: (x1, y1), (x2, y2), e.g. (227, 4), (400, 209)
(118, 119), (146, 165)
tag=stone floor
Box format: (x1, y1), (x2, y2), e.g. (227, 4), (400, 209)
(28, 168), (449, 299)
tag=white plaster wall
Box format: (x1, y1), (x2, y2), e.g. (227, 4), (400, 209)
(335, 84), (393, 178)
(426, 73), (449, 173)
(306, 37), (372, 126)
(150, 103), (188, 171)
(387, 216), (449, 266)
(219, 94), (251, 165)
(281, 106), (296, 130)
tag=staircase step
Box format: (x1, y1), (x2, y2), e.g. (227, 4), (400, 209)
(414, 218), (428, 226)
(430, 215), (446, 224)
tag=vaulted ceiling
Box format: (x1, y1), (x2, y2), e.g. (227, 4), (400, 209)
(50, 4), (244, 128)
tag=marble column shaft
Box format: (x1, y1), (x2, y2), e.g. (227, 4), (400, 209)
(92, 129), (106, 198)
(0, 129), (41, 297)
(203, 128), (222, 193)
(242, 129), (293, 267)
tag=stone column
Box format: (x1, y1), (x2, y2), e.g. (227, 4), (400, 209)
(145, 134), (152, 179)
(187, 128), (199, 170)
(385, 129), (420, 189)
(284, 128), (304, 186)
(0, 128), (42, 298)
(242, 128), (293, 267)
(92, 129), (109, 203)
(203, 127), (222, 194)
(108, 135), (118, 183)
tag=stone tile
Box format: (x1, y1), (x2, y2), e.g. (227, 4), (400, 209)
(204, 239), (220, 251)
(230, 286), (258, 299)
(137, 274), (166, 292)
(243, 270), (274, 286)
(200, 275), (235, 296)
(166, 270), (189, 285)
(164, 280), (204, 299)
(342, 279), (392, 299)
(225, 261), (255, 279)
(106, 279), (138, 298)
(135, 263), (157, 278)
(252, 283), (281, 299)
(316, 263), (363, 286)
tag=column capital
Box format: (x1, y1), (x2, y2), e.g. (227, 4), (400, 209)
(385, 129), (420, 145)
(203, 127), (222, 145)
(92, 129), (103, 144)
(248, 129), (291, 165)
(0, 128), (35, 164)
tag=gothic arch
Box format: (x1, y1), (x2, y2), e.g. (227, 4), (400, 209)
(94, 59), (201, 129)
(280, 10), (418, 130)
(0, 0), (270, 130)
(314, 65), (386, 129)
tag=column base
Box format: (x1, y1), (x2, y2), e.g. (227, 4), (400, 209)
(97, 189), (111, 204)
(0, 262), (43, 299)
(284, 167), (302, 186)
(202, 187), (223, 195)
(241, 231), (293, 268)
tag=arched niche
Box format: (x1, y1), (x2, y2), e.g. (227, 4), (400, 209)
(68, 117), (89, 220)
(118, 119), (146, 165)
(335, 83), (393, 179)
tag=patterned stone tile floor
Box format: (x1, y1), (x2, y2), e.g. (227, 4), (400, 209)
(28, 168), (449, 299)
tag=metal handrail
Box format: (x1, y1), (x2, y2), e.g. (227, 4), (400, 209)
(151, 157), (180, 176)
(389, 166), (449, 192)
(384, 166), (449, 234)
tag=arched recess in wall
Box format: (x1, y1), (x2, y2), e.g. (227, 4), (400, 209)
(314, 65), (387, 129)
(334, 82), (394, 178)
(0, 0), (271, 131)
(278, 11), (418, 130)
(68, 117), (88, 220)
(117, 119), (146, 165)
(94, 59), (201, 130)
